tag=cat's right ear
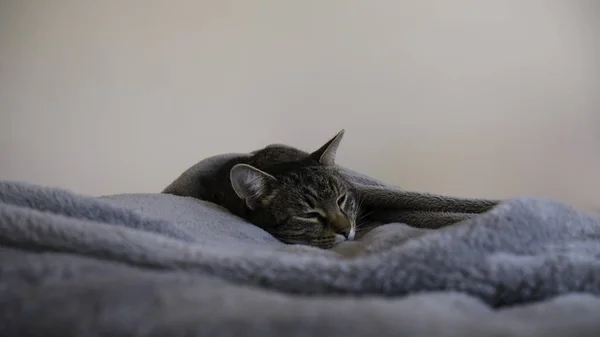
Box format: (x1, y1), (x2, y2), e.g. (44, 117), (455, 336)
(230, 164), (276, 210)
(310, 129), (345, 166)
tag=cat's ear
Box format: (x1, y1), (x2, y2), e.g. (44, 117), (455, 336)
(230, 164), (276, 210)
(310, 129), (345, 166)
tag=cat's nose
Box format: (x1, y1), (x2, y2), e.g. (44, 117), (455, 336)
(336, 227), (356, 241)
(338, 227), (351, 238)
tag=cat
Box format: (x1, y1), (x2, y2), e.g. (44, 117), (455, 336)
(205, 130), (358, 249)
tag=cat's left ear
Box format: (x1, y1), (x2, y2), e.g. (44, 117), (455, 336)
(230, 164), (276, 210)
(310, 129), (345, 166)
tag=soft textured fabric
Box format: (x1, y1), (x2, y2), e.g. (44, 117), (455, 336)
(2, 153), (600, 336)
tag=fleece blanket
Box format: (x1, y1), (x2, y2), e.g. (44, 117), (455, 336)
(2, 153), (600, 336)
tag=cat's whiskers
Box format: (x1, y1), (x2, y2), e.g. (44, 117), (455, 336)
(356, 211), (374, 226)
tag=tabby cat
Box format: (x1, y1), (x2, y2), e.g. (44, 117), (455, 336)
(207, 130), (358, 249)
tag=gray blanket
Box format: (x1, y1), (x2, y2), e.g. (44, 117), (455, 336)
(2, 152), (600, 336)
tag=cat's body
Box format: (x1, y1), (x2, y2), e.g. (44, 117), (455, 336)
(204, 131), (358, 249)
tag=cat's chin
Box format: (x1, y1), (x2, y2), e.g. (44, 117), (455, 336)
(334, 234), (347, 244)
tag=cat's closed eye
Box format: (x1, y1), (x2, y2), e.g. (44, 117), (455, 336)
(302, 211), (323, 220)
(337, 194), (347, 208)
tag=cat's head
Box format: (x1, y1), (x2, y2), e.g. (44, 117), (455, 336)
(229, 130), (358, 249)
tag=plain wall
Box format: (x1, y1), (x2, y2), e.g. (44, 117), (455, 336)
(1, 1), (599, 208)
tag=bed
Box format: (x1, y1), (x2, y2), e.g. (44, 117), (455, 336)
(1, 152), (600, 336)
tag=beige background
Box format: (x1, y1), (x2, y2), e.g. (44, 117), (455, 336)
(1, 1), (599, 208)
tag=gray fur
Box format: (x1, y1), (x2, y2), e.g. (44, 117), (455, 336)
(204, 131), (358, 248)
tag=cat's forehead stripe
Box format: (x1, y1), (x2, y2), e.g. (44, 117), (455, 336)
(302, 197), (315, 209)
(328, 177), (341, 195)
(304, 186), (321, 202)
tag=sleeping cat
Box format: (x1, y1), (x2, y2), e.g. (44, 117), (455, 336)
(206, 130), (358, 249)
